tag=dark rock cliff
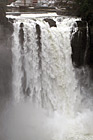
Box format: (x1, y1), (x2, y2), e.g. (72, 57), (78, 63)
(0, 4), (13, 99)
(71, 20), (93, 68)
(89, 25), (93, 67)
(71, 21), (88, 67)
(56, 0), (93, 68)
(0, 25), (12, 97)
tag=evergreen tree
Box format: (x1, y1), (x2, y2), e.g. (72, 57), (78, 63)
(76, 0), (93, 25)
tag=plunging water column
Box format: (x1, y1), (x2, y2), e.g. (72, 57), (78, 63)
(12, 16), (79, 111)
(3, 13), (93, 140)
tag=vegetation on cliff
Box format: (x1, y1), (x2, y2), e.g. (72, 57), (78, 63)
(0, 0), (16, 25)
(76, 0), (93, 25)
(55, 0), (93, 25)
(0, 0), (16, 5)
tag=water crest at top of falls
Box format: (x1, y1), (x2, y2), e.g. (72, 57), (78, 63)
(6, 14), (93, 140)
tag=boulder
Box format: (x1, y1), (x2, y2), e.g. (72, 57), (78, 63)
(44, 18), (57, 27)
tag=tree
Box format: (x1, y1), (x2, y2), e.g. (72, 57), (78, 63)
(0, 0), (16, 25)
(0, 0), (16, 5)
(76, 0), (93, 25)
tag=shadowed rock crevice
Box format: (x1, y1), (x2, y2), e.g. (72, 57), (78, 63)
(36, 24), (42, 69)
(19, 23), (27, 96)
(19, 23), (24, 50)
(44, 18), (57, 27)
(89, 26), (93, 67)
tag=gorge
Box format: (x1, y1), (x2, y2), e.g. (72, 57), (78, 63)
(0, 1), (93, 140)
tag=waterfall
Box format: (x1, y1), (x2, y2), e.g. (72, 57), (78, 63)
(1, 14), (93, 140)
(12, 16), (80, 111)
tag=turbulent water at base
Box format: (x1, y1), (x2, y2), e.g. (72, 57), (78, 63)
(1, 14), (93, 140)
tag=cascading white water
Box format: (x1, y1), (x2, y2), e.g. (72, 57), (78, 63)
(3, 13), (93, 140)
(12, 16), (80, 111)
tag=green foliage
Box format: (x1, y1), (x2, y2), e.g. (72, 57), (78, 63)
(76, 0), (93, 25)
(0, 0), (16, 5)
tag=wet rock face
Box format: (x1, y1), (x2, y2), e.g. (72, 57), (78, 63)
(0, 4), (13, 99)
(36, 24), (42, 69)
(44, 18), (57, 27)
(19, 23), (24, 50)
(71, 21), (89, 67)
(71, 20), (93, 69)
(0, 4), (14, 34)
(36, 24), (41, 47)
(0, 25), (12, 98)
(89, 25), (93, 67)
(0, 4), (6, 24)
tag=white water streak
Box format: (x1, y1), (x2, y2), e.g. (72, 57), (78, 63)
(12, 22), (24, 100)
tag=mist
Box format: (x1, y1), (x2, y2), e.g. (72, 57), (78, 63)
(0, 100), (52, 140)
